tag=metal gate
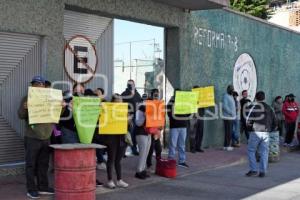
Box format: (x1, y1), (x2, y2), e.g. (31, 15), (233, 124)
(0, 32), (41, 164)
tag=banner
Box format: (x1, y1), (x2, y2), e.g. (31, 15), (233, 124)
(145, 100), (165, 128)
(174, 91), (198, 114)
(192, 86), (215, 108)
(73, 97), (101, 144)
(27, 87), (63, 124)
(99, 102), (128, 134)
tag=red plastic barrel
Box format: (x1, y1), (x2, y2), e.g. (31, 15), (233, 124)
(54, 148), (96, 200)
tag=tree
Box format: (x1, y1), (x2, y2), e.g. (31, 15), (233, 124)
(230, 0), (271, 19)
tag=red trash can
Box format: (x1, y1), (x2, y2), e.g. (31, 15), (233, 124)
(51, 144), (104, 200)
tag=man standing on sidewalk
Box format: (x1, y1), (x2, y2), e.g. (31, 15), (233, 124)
(222, 85), (236, 151)
(282, 93), (299, 146)
(245, 91), (277, 178)
(18, 76), (55, 199)
(167, 90), (190, 168)
(240, 90), (251, 140)
(121, 80), (142, 156)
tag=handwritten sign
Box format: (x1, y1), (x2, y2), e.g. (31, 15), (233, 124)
(174, 91), (198, 114)
(27, 87), (63, 124)
(73, 97), (101, 144)
(145, 100), (165, 128)
(99, 103), (128, 134)
(192, 86), (215, 108)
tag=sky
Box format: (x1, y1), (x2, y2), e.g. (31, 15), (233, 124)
(113, 19), (165, 93)
(114, 19), (164, 65)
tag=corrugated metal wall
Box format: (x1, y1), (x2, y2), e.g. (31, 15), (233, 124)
(63, 10), (114, 99)
(0, 32), (41, 164)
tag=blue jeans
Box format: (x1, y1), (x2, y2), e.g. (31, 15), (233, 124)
(232, 119), (240, 144)
(168, 128), (187, 163)
(247, 132), (269, 173)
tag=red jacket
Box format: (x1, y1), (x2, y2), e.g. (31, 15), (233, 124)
(282, 101), (299, 123)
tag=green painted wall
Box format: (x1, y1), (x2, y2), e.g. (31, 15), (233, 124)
(180, 8), (300, 147)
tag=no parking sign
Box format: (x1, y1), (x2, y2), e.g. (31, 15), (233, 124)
(64, 35), (98, 83)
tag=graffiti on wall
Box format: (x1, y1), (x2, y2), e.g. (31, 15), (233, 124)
(193, 26), (238, 52)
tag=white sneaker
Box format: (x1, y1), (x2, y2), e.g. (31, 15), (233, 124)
(97, 163), (106, 170)
(227, 147), (234, 151)
(116, 180), (129, 188)
(106, 180), (116, 189)
(223, 147), (234, 151)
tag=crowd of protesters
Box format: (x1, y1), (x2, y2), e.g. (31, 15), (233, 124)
(19, 76), (299, 199)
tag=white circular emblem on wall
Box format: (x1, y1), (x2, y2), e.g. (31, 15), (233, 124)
(64, 35), (97, 83)
(233, 53), (257, 101)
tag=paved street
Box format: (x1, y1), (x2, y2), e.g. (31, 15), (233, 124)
(98, 151), (300, 200)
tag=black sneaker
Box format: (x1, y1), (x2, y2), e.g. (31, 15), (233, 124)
(178, 162), (189, 168)
(245, 171), (258, 177)
(27, 191), (40, 199)
(135, 172), (146, 179)
(141, 170), (150, 178)
(196, 149), (205, 153)
(38, 188), (54, 195)
(96, 179), (104, 187)
(259, 172), (265, 178)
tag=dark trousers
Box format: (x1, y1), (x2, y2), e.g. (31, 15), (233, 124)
(240, 121), (249, 140)
(193, 119), (204, 150)
(224, 120), (233, 147)
(24, 137), (50, 192)
(285, 122), (296, 144)
(105, 135), (126, 180)
(93, 133), (106, 164)
(130, 124), (138, 153)
(146, 136), (162, 167)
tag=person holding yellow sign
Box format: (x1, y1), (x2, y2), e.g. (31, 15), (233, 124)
(167, 89), (191, 168)
(99, 94), (129, 189)
(18, 76), (56, 199)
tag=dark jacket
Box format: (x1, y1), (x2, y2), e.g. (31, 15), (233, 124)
(246, 102), (277, 132)
(240, 97), (251, 123)
(167, 97), (189, 129)
(59, 106), (76, 132)
(18, 96), (53, 140)
(121, 88), (142, 116)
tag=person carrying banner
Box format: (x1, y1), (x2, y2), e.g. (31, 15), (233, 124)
(167, 89), (190, 168)
(101, 94), (129, 189)
(146, 89), (163, 169)
(18, 76), (55, 199)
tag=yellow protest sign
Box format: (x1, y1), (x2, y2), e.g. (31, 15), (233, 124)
(174, 91), (198, 114)
(99, 102), (128, 134)
(192, 86), (215, 108)
(27, 87), (63, 124)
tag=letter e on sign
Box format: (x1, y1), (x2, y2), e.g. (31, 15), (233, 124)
(64, 35), (98, 83)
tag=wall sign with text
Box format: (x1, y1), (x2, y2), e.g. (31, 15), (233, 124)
(64, 35), (98, 83)
(233, 53), (257, 101)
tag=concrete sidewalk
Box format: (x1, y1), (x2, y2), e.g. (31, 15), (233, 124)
(0, 145), (247, 200)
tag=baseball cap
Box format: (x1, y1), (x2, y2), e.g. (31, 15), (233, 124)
(31, 75), (46, 84)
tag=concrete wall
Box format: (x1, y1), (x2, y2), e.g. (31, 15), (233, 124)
(0, 0), (187, 84)
(181, 8), (300, 147)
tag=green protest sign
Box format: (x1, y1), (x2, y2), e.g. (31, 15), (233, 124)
(73, 97), (101, 144)
(174, 91), (198, 114)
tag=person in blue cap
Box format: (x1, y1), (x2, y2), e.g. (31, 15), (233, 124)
(18, 76), (55, 199)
